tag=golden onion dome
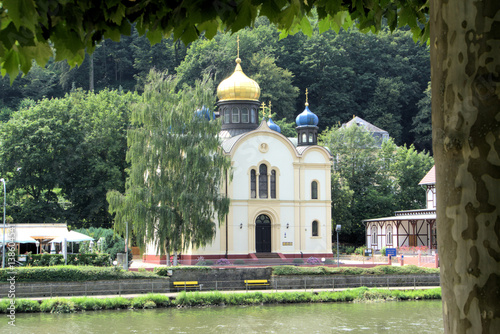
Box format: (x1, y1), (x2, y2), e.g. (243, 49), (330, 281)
(217, 58), (260, 102)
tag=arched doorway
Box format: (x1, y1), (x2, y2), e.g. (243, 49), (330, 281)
(255, 214), (271, 252)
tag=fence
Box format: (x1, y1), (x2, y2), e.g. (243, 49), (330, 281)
(160, 274), (439, 292)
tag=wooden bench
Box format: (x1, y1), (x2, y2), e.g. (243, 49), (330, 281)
(244, 279), (269, 289)
(173, 281), (200, 291)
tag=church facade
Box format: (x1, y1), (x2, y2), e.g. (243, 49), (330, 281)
(144, 54), (333, 264)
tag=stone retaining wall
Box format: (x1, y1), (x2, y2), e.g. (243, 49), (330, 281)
(0, 278), (170, 298)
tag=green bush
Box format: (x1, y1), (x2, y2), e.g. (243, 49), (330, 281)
(381, 247), (387, 256)
(324, 259), (335, 264)
(354, 246), (366, 256)
(40, 298), (76, 313)
(74, 227), (132, 262)
(292, 258), (304, 264)
(233, 259), (245, 265)
(22, 253), (111, 267)
(15, 299), (41, 312)
(0, 265), (157, 282)
(272, 265), (439, 276)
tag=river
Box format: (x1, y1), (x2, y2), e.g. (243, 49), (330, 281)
(12, 300), (443, 333)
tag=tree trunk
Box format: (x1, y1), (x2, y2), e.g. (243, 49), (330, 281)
(430, 1), (500, 333)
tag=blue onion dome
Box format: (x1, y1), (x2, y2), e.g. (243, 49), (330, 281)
(267, 117), (281, 133)
(194, 106), (214, 121)
(295, 103), (319, 127)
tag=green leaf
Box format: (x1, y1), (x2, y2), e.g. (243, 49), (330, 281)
(197, 20), (219, 40)
(299, 16), (313, 37)
(3, 0), (37, 31)
(146, 29), (163, 45)
(2, 49), (20, 84)
(318, 18), (331, 34)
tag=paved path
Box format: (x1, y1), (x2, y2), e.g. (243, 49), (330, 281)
(24, 285), (440, 302)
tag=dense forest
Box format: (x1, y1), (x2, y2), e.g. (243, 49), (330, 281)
(0, 18), (431, 151)
(0, 19), (433, 241)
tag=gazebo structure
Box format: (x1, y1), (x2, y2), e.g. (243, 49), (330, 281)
(363, 166), (436, 250)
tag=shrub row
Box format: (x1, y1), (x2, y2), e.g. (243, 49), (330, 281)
(271, 265), (440, 276)
(19, 253), (112, 267)
(0, 266), (157, 282)
(0, 287), (442, 314)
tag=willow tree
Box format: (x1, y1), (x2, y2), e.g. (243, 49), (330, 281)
(107, 70), (230, 261)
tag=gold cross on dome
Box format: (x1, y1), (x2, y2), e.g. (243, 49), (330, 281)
(237, 35), (240, 58)
(260, 102), (267, 114)
(306, 88), (308, 103)
(268, 101), (272, 118)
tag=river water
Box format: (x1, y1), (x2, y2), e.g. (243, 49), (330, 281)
(12, 300), (443, 333)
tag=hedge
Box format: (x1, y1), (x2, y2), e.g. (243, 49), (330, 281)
(19, 253), (112, 267)
(271, 265), (440, 276)
(0, 266), (158, 282)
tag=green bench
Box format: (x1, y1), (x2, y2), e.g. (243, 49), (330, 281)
(244, 279), (269, 289)
(173, 281), (200, 291)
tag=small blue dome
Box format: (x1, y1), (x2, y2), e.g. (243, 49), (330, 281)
(194, 106), (214, 121)
(295, 105), (319, 127)
(267, 117), (281, 133)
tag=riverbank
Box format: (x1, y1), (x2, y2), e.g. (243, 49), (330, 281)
(1, 287), (441, 314)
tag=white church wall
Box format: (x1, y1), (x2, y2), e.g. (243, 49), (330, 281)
(303, 150), (327, 164)
(279, 204), (295, 253)
(231, 204), (249, 253)
(303, 206), (328, 252)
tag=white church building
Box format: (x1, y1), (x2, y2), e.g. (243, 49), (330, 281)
(143, 53), (333, 264)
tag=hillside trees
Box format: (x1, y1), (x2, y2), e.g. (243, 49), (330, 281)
(0, 89), (138, 227)
(320, 125), (433, 243)
(107, 71), (231, 260)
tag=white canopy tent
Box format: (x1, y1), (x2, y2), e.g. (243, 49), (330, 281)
(50, 231), (94, 243)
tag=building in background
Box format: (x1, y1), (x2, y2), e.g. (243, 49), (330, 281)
(363, 166), (436, 250)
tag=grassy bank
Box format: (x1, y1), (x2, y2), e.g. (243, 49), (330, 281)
(0, 287), (441, 314)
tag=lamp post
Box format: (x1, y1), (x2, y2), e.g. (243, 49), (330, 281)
(35, 240), (40, 254)
(124, 221), (128, 270)
(336, 224), (341, 267)
(1, 178), (5, 268)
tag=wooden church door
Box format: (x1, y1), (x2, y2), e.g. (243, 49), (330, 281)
(255, 214), (271, 252)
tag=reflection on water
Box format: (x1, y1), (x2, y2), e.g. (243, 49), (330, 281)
(13, 300), (443, 334)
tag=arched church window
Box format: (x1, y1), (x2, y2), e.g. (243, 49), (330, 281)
(302, 133), (307, 143)
(250, 169), (256, 198)
(372, 226), (377, 245)
(251, 108), (256, 123)
(312, 221), (319, 236)
(259, 164), (268, 198)
(241, 108), (249, 123)
(386, 225), (393, 245)
(311, 181), (318, 199)
(270, 170), (276, 199)
(309, 133), (313, 143)
(232, 108), (239, 123)
(224, 109), (230, 124)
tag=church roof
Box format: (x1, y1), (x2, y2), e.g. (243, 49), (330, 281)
(343, 116), (388, 134)
(220, 133), (245, 153)
(419, 165), (436, 185)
